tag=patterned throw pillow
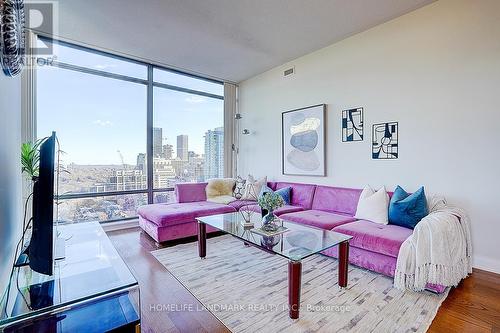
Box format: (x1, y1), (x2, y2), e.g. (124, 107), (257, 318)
(233, 176), (246, 199)
(241, 175), (267, 200)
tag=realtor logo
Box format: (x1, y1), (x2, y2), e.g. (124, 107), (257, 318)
(25, 0), (58, 55)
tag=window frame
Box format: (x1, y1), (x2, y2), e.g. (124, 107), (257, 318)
(34, 36), (225, 222)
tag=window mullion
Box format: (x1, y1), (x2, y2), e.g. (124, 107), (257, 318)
(147, 65), (154, 204)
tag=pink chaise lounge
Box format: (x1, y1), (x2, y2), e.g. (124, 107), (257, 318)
(138, 183), (236, 242)
(137, 181), (445, 293)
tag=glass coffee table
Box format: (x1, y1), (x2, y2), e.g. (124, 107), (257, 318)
(196, 212), (352, 319)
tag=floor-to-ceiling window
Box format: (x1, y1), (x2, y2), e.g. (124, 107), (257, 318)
(36, 37), (224, 223)
(152, 68), (224, 203)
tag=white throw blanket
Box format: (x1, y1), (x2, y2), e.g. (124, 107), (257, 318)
(394, 196), (472, 291)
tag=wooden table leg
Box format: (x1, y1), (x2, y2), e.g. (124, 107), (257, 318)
(338, 241), (349, 288)
(198, 222), (206, 258)
(288, 260), (302, 319)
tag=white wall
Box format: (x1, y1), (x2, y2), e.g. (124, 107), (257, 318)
(238, 0), (500, 273)
(0, 74), (22, 292)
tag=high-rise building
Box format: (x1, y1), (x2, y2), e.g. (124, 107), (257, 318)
(136, 153), (146, 173)
(177, 135), (188, 160)
(171, 158), (188, 178)
(187, 151), (204, 182)
(153, 127), (163, 157)
(163, 144), (173, 159)
(152, 157), (176, 188)
(204, 127), (224, 180)
(109, 170), (146, 191)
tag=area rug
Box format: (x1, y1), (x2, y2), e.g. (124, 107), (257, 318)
(152, 235), (448, 333)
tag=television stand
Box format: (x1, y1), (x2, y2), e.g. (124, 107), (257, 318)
(54, 233), (66, 260)
(13, 250), (30, 267)
(1, 222), (140, 332)
(13, 233), (66, 268)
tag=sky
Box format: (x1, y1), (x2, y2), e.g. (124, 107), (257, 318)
(36, 42), (224, 166)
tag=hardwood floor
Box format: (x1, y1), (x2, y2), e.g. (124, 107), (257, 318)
(428, 269), (500, 333)
(108, 227), (229, 333)
(108, 227), (500, 333)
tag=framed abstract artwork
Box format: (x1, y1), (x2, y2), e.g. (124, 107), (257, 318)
(342, 107), (363, 142)
(282, 104), (326, 176)
(372, 122), (398, 159)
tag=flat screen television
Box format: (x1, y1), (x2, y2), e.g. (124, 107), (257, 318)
(28, 131), (56, 276)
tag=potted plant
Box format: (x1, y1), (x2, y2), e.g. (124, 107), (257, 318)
(21, 139), (45, 182)
(257, 192), (284, 232)
(20, 139), (46, 242)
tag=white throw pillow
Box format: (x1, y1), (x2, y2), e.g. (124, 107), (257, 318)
(354, 185), (389, 224)
(241, 175), (267, 200)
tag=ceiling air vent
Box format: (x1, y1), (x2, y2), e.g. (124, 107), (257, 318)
(284, 67), (295, 77)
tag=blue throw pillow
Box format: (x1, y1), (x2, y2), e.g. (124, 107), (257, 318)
(259, 185), (273, 197)
(388, 186), (429, 229)
(275, 187), (291, 205)
(259, 186), (291, 205)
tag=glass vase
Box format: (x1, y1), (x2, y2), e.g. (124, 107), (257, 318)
(262, 209), (278, 232)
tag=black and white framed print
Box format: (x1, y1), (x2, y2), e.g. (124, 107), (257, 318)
(372, 122), (398, 159)
(342, 107), (363, 142)
(282, 104), (326, 176)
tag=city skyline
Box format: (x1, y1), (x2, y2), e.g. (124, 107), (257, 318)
(55, 126), (220, 167)
(57, 126), (223, 191)
(37, 64), (224, 165)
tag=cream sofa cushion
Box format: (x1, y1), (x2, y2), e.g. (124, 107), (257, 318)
(206, 178), (236, 204)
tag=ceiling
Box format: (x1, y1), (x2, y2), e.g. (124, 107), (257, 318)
(40, 0), (435, 83)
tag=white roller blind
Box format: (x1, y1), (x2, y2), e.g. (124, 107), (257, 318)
(223, 83), (237, 177)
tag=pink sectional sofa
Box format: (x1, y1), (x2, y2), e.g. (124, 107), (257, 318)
(138, 181), (445, 293)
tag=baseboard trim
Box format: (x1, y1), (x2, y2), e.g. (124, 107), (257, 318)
(102, 219), (139, 232)
(473, 255), (500, 275)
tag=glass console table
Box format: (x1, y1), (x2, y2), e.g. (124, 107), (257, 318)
(197, 212), (352, 319)
(0, 221), (140, 332)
